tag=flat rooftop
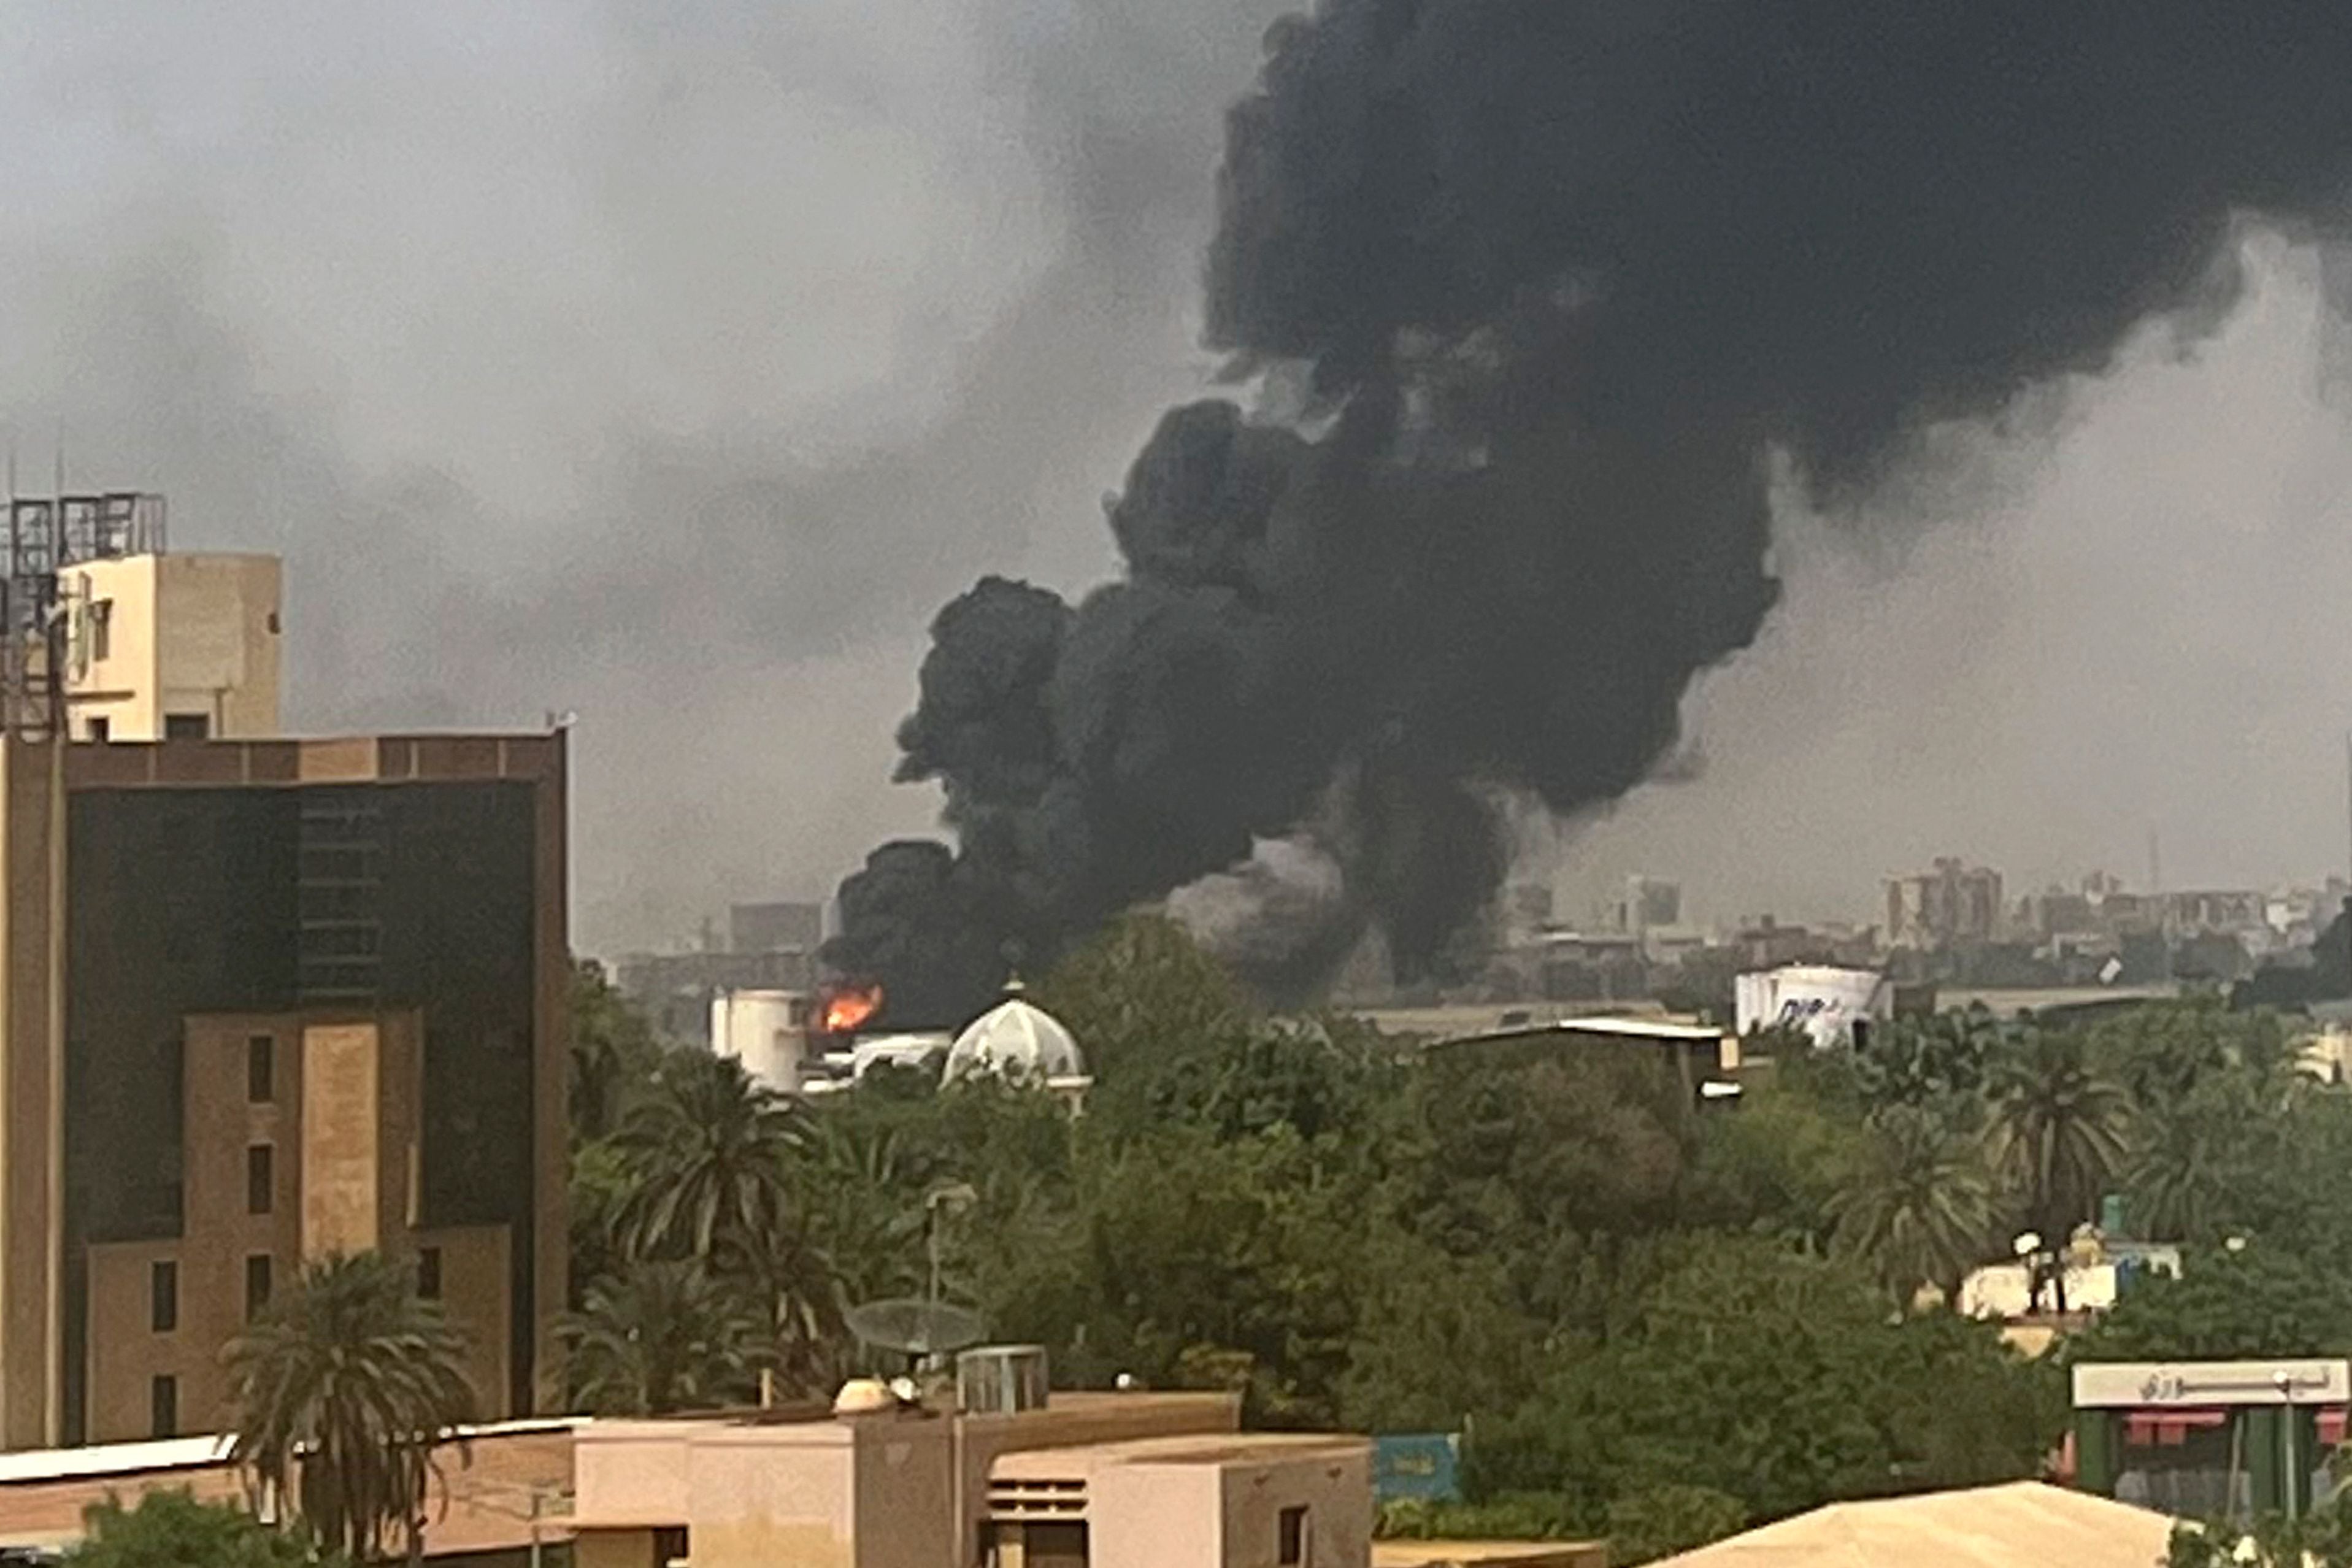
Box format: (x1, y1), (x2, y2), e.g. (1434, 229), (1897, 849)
(0, 1417), (582, 1487)
(57, 731), (563, 790)
(1373, 1544), (1607, 1568)
(1431, 1015), (1727, 1048)
(992, 1431), (1366, 1477)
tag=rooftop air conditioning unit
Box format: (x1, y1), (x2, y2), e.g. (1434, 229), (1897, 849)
(957, 1345), (1050, 1415)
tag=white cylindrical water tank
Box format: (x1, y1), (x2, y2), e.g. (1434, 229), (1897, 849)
(709, 988), (811, 1093)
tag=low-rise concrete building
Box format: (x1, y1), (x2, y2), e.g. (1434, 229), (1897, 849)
(0, 1419), (577, 1561)
(571, 1388), (1375, 1568)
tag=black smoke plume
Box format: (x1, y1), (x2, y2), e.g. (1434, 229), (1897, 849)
(829, 1), (2352, 1024)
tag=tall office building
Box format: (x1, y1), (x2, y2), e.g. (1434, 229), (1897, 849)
(0, 731), (568, 1448)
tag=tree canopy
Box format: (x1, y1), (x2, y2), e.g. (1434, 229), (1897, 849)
(561, 916), (2125, 1559)
(64, 1491), (350, 1568)
(223, 1253), (475, 1565)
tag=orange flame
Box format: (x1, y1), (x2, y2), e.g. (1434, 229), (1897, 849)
(821, 984), (884, 1036)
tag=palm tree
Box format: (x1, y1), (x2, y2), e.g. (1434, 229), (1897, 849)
(225, 1252), (477, 1564)
(1989, 1026), (2131, 1312)
(2123, 1094), (2227, 1243)
(1827, 1105), (1998, 1308)
(2123, 1058), (2302, 1245)
(802, 1118), (929, 1307)
(569, 960), (662, 1146)
(609, 1051), (844, 1393)
(559, 1260), (767, 1415)
(611, 1051), (805, 1266)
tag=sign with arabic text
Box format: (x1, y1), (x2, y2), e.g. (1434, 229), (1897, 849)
(2072, 1360), (2350, 1409)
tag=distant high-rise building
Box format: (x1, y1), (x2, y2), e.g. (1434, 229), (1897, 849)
(1619, 875), (1682, 934)
(1502, 883), (1555, 938)
(1885, 859), (2004, 949)
(728, 900), (824, 955)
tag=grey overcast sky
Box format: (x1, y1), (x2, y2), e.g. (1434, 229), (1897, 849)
(6, 3), (2351, 953)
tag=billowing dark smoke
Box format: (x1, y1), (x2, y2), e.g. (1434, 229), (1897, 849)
(830, 1), (2352, 1023)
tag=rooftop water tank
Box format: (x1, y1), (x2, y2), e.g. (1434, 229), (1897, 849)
(957, 1345), (1050, 1415)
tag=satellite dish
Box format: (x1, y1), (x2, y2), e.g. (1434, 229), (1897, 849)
(844, 1297), (987, 1359)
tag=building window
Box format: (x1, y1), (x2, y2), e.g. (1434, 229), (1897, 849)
(415, 1247), (442, 1301)
(245, 1255), (273, 1321)
(653, 1528), (689, 1567)
(164, 713), (209, 742)
(247, 1034), (274, 1104)
(150, 1260), (177, 1333)
(1023, 1523), (1088, 1568)
(246, 1143), (274, 1215)
(1278, 1507), (1308, 1566)
(90, 599), (111, 662)
(150, 1375), (177, 1439)
(86, 715), (109, 744)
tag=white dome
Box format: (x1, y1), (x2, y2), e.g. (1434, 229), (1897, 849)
(944, 987), (1086, 1084)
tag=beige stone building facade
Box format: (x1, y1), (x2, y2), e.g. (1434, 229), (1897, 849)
(0, 731), (569, 1449)
(60, 553), (282, 743)
(571, 1391), (1374, 1568)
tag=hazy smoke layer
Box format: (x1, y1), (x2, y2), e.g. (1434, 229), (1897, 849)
(831, 1), (2352, 1019)
(0, 0), (1290, 951)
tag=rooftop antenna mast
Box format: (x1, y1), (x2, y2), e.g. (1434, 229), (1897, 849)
(0, 426), (167, 739)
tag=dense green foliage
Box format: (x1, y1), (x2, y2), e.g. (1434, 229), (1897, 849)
(566, 932), (2078, 1560)
(224, 1253), (476, 1565)
(2167, 1499), (2352, 1567)
(64, 1491), (350, 1568)
(559, 940), (2352, 1562)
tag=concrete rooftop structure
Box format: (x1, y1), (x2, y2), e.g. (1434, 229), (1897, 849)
(1651, 1481), (2173, 1567)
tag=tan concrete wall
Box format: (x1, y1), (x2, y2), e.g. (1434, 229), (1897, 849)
(85, 1240), (192, 1443)
(61, 554), (282, 742)
(417, 1224), (513, 1423)
(153, 555), (281, 740)
(0, 738), (37, 1448)
(84, 1009), (515, 1443)
(0, 1466), (246, 1548)
(299, 1022), (383, 1258)
(575, 1423), (867, 1568)
(572, 1424), (696, 1531)
(955, 1394), (1241, 1556)
(292, 1012), (425, 1267)
(0, 740), (64, 1448)
(86, 1014), (302, 1443)
(61, 556), (160, 743)
(1091, 1463), (1223, 1568)
(851, 1418), (956, 1567)
(688, 1431), (859, 1568)
(574, 1529), (661, 1568)
(419, 1424), (574, 1556)
(1215, 1447), (1372, 1568)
